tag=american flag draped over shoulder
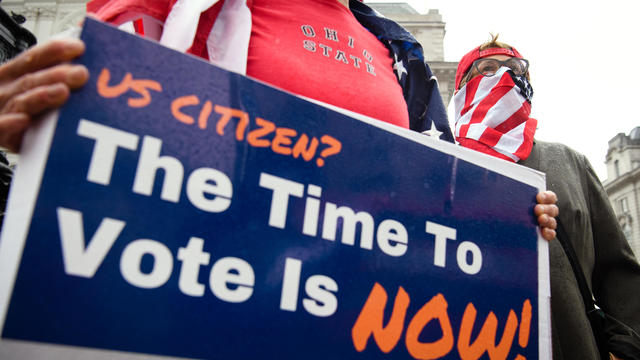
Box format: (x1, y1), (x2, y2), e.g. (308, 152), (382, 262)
(454, 67), (537, 162)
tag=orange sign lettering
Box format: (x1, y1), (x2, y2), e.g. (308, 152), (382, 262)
(352, 283), (532, 360)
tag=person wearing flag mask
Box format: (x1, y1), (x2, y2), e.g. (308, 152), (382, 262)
(454, 35), (640, 360)
(0, 2), (557, 231)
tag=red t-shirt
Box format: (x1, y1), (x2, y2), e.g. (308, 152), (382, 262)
(246, 0), (409, 128)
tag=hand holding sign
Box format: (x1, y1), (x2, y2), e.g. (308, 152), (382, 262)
(0, 39), (88, 152)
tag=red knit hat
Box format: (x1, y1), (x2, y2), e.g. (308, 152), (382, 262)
(454, 46), (523, 90)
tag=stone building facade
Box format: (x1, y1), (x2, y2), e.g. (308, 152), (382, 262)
(603, 127), (640, 259)
(1, 0), (86, 42)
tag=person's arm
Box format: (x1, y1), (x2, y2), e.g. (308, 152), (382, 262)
(0, 38), (88, 152)
(585, 155), (640, 334)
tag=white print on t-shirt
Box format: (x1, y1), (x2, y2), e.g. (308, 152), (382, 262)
(300, 25), (376, 76)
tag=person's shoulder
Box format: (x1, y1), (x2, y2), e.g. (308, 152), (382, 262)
(534, 140), (586, 162)
(529, 140), (593, 175)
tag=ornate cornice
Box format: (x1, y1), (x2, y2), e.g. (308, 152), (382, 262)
(605, 167), (640, 194)
(2, 5), (58, 20)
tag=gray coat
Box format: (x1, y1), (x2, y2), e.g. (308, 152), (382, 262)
(520, 141), (640, 359)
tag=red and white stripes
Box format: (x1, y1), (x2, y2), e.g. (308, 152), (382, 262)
(454, 67), (537, 162)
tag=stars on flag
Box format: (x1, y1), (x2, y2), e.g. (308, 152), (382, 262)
(423, 126), (443, 139)
(393, 53), (407, 81)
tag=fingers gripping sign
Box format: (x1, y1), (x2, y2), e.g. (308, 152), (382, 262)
(0, 38), (89, 152)
(535, 190), (559, 241)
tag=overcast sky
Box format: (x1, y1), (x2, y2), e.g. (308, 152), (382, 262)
(367, 0), (640, 181)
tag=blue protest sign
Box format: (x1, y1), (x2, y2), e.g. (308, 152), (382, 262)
(0, 18), (550, 359)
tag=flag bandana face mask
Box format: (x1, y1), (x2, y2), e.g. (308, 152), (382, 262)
(454, 66), (537, 162)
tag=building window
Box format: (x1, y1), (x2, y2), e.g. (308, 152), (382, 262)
(618, 215), (633, 243)
(619, 197), (630, 214)
(621, 222), (632, 241)
(614, 160), (620, 177)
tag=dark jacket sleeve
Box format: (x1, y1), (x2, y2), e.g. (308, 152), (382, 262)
(582, 154), (640, 333)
